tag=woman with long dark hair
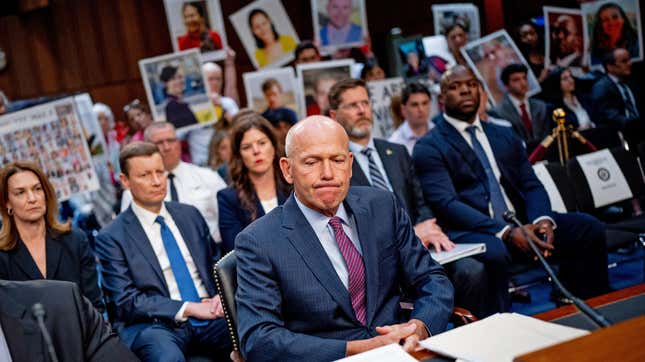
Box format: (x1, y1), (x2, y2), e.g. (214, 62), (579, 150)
(217, 112), (291, 253)
(0, 161), (104, 311)
(248, 8), (297, 67)
(591, 2), (639, 65)
(543, 67), (594, 130)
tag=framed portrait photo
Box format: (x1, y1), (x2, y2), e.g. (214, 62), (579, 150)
(296, 59), (355, 117)
(544, 7), (587, 72)
(243, 67), (302, 125)
(461, 30), (541, 106)
(581, 0), (643, 69)
(311, 0), (368, 54)
(138, 49), (217, 133)
(163, 0), (228, 62)
(432, 3), (481, 40)
(229, 0), (300, 69)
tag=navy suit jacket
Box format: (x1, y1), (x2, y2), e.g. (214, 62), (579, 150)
(412, 116), (552, 237)
(217, 186), (289, 254)
(235, 187), (454, 362)
(95, 202), (220, 336)
(590, 75), (640, 129)
(0, 229), (104, 312)
(350, 138), (434, 224)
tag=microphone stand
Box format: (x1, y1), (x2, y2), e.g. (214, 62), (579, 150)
(32, 303), (59, 362)
(503, 211), (611, 328)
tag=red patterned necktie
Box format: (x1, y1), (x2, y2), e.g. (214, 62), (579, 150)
(519, 102), (533, 136)
(328, 216), (367, 324)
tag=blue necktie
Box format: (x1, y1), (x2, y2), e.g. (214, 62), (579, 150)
(168, 173), (179, 202)
(361, 148), (390, 191)
(155, 215), (207, 326)
(465, 126), (508, 222)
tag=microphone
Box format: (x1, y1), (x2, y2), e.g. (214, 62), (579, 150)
(31, 303), (59, 362)
(502, 211), (611, 328)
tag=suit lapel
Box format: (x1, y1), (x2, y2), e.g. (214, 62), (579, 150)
(0, 288), (41, 362)
(281, 196), (356, 322)
(123, 208), (168, 292)
(45, 234), (62, 280)
(438, 117), (488, 186)
(12, 241), (43, 280)
(502, 95), (528, 139)
(344, 192), (379, 325)
(350, 158), (370, 186)
(374, 140), (402, 191)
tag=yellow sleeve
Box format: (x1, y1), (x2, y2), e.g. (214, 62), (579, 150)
(254, 48), (267, 67)
(280, 35), (298, 53)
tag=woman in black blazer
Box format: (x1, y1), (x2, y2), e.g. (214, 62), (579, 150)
(0, 161), (104, 312)
(217, 112), (291, 254)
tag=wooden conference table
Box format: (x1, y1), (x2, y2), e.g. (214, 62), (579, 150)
(409, 283), (645, 361)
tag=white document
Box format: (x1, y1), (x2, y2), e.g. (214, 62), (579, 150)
(333, 343), (417, 362)
(430, 243), (486, 265)
(577, 149), (633, 208)
(419, 313), (589, 362)
(532, 163), (567, 213)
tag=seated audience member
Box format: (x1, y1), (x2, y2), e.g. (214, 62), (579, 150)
(491, 63), (551, 145)
(96, 142), (230, 361)
(543, 67), (594, 130)
(294, 40), (322, 65)
(208, 130), (232, 180)
(330, 79), (488, 317)
(591, 48), (643, 148)
(187, 59), (240, 166)
(123, 99), (154, 144)
(413, 66), (610, 312)
(516, 21), (548, 82)
(121, 122), (226, 244)
(360, 60), (386, 81)
(236, 116), (454, 361)
(260, 78), (298, 143)
(0, 279), (138, 361)
(0, 162), (104, 312)
(389, 82), (435, 154)
(443, 20), (469, 66)
(217, 113), (290, 254)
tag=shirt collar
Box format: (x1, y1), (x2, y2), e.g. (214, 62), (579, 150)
(294, 193), (352, 231)
(443, 113), (482, 134)
(508, 94), (527, 108)
(169, 161), (185, 175)
(348, 137), (375, 155)
(400, 120), (434, 140)
(131, 200), (170, 228)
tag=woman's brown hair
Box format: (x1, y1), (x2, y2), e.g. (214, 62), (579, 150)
(0, 161), (70, 250)
(228, 112), (290, 221)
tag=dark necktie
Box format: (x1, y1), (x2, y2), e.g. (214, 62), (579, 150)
(617, 82), (640, 118)
(519, 102), (533, 137)
(466, 126), (508, 222)
(155, 215), (207, 326)
(360, 148), (389, 191)
(168, 173), (179, 202)
(328, 216), (366, 325)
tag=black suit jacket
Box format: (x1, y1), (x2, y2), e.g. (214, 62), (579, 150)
(0, 279), (138, 362)
(0, 229), (104, 312)
(350, 138), (433, 224)
(590, 75), (640, 129)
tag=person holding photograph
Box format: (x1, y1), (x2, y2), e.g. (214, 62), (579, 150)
(260, 78), (298, 143)
(591, 2), (639, 64)
(217, 113), (291, 254)
(177, 1), (223, 52)
(294, 40), (322, 65)
(517, 21), (548, 82)
(160, 65), (199, 129)
(0, 161), (105, 312)
(248, 8), (297, 67)
(443, 20), (469, 66)
(319, 0), (363, 47)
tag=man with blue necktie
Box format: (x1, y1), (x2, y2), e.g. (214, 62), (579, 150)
(95, 142), (230, 361)
(413, 66), (610, 313)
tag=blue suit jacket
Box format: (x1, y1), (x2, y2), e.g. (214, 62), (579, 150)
(95, 202), (220, 340)
(235, 187), (454, 362)
(412, 116), (552, 237)
(217, 186), (289, 254)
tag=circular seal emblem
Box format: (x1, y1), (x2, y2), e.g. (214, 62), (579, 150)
(597, 167), (610, 181)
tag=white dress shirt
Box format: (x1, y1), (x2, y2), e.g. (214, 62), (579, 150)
(563, 96), (593, 129)
(131, 201), (209, 321)
(185, 97), (239, 166)
(259, 197), (278, 214)
(348, 138), (393, 192)
(509, 94), (531, 119)
(0, 322), (12, 362)
(122, 161), (227, 242)
(443, 113), (554, 238)
(295, 195), (362, 290)
(388, 120), (435, 155)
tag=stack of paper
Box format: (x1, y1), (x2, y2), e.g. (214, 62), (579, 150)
(333, 344), (417, 362)
(420, 313), (589, 362)
(430, 243), (486, 265)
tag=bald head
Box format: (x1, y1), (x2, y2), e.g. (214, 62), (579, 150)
(440, 65), (476, 92)
(280, 115), (353, 217)
(284, 116), (348, 158)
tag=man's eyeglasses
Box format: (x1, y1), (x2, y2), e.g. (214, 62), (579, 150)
(339, 100), (371, 112)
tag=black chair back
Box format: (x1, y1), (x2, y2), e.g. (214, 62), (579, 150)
(213, 251), (239, 351)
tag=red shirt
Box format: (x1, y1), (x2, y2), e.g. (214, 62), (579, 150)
(178, 29), (222, 51)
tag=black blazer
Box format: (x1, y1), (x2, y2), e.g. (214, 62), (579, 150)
(590, 75), (640, 129)
(0, 279), (137, 362)
(217, 187), (289, 254)
(552, 95), (594, 129)
(0, 228), (104, 312)
(350, 138), (433, 224)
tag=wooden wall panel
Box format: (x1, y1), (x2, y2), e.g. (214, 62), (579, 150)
(28, 10), (60, 94)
